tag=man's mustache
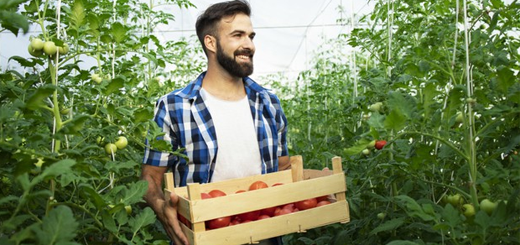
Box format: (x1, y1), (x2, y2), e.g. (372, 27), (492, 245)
(234, 49), (254, 57)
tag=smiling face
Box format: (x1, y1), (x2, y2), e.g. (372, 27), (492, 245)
(214, 13), (256, 78)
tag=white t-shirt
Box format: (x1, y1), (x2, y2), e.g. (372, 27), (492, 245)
(200, 88), (263, 183)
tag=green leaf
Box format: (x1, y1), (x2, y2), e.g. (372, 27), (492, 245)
(134, 107), (153, 123)
(121, 180), (148, 205)
(495, 66), (515, 92)
(105, 160), (136, 173)
(33, 206), (79, 245)
(31, 160), (76, 188)
(0, 0), (28, 8)
(395, 195), (435, 221)
(2, 214), (32, 232)
(111, 22), (127, 43)
(369, 218), (405, 235)
(9, 222), (39, 244)
(387, 91), (416, 119)
(344, 140), (371, 156)
(101, 210), (118, 233)
(25, 84), (56, 110)
(16, 173), (31, 192)
(367, 113), (385, 129)
(129, 207), (156, 235)
(422, 82), (438, 118)
(70, 0), (85, 30)
(386, 241), (421, 245)
(59, 115), (90, 135)
(0, 10), (29, 36)
(441, 204), (463, 229)
(0, 237), (15, 245)
(104, 76), (125, 95)
(0, 195), (18, 206)
(384, 109), (407, 132)
(8, 56), (38, 68)
(474, 210), (492, 230)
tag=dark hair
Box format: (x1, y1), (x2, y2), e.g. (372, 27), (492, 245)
(195, 0), (251, 55)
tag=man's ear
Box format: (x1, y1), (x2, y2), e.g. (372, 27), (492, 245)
(204, 35), (217, 54)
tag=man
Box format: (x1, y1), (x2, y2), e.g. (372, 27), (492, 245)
(141, 1), (290, 244)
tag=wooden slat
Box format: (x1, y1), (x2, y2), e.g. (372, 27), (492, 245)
(190, 173), (346, 222)
(184, 170), (293, 195)
(290, 155), (304, 182)
(192, 200), (349, 245)
(164, 172), (175, 192)
(331, 157), (346, 202)
(163, 155), (350, 245)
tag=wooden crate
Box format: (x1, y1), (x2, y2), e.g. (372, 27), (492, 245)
(164, 155), (349, 245)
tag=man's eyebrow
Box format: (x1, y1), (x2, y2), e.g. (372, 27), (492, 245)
(229, 30), (256, 36)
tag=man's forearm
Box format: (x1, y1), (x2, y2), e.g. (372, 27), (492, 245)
(142, 173), (167, 214)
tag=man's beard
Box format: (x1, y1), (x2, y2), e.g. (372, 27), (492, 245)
(216, 40), (254, 78)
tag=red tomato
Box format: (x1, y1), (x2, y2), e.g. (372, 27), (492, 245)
(375, 140), (387, 150)
(209, 189), (227, 198)
(206, 216), (231, 229)
(201, 192), (212, 199)
(316, 200), (331, 207)
(177, 213), (191, 228)
(261, 206), (277, 217)
(249, 180), (269, 191)
(317, 195), (329, 202)
(295, 198), (318, 211)
(272, 183), (284, 187)
(282, 203), (295, 211)
(258, 214), (271, 220)
(237, 210), (261, 221)
(274, 207), (293, 216)
(235, 189), (246, 194)
(229, 216), (241, 225)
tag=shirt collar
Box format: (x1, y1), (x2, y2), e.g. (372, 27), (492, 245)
(175, 71), (268, 100)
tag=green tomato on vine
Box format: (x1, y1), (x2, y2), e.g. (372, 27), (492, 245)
(480, 199), (497, 215)
(28, 44), (43, 57)
(362, 148), (370, 155)
(369, 102), (383, 112)
(43, 41), (58, 56)
(446, 194), (463, 207)
(91, 73), (103, 83)
(105, 143), (117, 154)
(58, 43), (69, 55)
(30, 38), (44, 50)
(115, 136), (128, 149)
(462, 204), (475, 218)
(455, 112), (464, 124)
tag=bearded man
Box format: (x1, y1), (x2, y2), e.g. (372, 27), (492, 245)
(141, 1), (289, 244)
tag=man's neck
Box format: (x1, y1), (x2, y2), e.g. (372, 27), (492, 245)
(202, 68), (246, 101)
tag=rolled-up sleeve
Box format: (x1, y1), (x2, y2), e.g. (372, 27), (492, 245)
(142, 97), (177, 167)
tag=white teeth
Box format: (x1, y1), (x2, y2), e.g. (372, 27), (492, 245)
(237, 55), (250, 60)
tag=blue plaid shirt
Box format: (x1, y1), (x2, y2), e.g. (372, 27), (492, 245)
(143, 72), (288, 187)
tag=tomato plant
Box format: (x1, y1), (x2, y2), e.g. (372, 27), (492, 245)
(265, 0), (520, 244)
(0, 0), (200, 244)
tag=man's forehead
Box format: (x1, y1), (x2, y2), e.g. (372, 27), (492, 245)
(219, 13), (253, 29)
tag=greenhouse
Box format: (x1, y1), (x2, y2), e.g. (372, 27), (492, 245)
(1, 0), (519, 244)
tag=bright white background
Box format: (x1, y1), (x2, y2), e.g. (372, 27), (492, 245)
(0, 0), (375, 78)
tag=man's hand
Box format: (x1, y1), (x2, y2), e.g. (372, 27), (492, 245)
(159, 192), (189, 245)
(141, 165), (189, 245)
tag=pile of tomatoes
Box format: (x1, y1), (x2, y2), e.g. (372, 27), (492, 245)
(177, 180), (332, 230)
